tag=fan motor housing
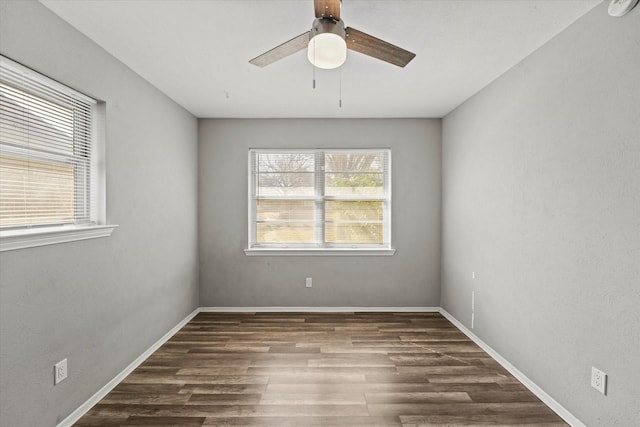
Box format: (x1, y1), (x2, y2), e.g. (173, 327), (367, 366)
(310, 18), (346, 40)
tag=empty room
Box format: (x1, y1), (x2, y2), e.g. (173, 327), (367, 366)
(0, 0), (638, 426)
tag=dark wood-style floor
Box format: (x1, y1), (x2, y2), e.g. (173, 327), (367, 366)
(74, 312), (567, 426)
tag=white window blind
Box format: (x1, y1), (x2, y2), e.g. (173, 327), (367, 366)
(0, 56), (97, 229)
(248, 149), (391, 250)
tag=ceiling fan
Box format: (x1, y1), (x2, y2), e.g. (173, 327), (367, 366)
(249, 0), (416, 70)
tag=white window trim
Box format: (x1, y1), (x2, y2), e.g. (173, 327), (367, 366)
(246, 148), (394, 256)
(0, 224), (118, 252)
(0, 56), (116, 251)
(244, 247), (396, 256)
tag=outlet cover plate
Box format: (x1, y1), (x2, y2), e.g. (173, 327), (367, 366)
(591, 366), (607, 394)
(54, 359), (68, 385)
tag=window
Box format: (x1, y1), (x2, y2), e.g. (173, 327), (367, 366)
(247, 149), (393, 255)
(0, 56), (115, 251)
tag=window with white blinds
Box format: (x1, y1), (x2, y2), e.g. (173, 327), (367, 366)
(248, 149), (391, 251)
(0, 56), (97, 230)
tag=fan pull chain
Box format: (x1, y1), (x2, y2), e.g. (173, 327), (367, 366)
(339, 67), (343, 108)
(312, 39), (316, 89)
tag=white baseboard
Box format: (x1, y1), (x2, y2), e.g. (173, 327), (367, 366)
(438, 308), (585, 427)
(199, 306), (440, 313)
(56, 308), (200, 427)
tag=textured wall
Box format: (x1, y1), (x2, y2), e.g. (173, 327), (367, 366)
(199, 118), (441, 308)
(0, 1), (199, 426)
(441, 2), (640, 425)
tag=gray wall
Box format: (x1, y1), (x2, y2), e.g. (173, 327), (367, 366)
(441, 3), (640, 426)
(0, 1), (199, 426)
(199, 119), (441, 307)
(2, 0), (636, 426)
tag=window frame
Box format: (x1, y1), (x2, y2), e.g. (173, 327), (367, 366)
(245, 148), (395, 256)
(0, 56), (116, 251)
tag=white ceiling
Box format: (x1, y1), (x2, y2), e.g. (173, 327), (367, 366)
(40, 0), (601, 118)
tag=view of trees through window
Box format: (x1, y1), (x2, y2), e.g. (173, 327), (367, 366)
(251, 150), (389, 247)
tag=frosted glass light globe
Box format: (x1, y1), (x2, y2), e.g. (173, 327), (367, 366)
(307, 33), (347, 69)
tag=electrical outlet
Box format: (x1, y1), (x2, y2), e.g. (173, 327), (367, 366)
(54, 359), (67, 385)
(305, 277), (312, 288)
(472, 271), (475, 279)
(591, 366), (607, 394)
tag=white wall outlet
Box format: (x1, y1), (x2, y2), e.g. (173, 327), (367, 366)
(305, 277), (312, 288)
(54, 359), (67, 385)
(591, 366), (607, 394)
(472, 271), (475, 279)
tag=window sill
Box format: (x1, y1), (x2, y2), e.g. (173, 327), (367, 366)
(0, 224), (118, 252)
(244, 247), (396, 257)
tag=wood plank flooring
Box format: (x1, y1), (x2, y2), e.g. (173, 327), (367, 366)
(74, 312), (567, 426)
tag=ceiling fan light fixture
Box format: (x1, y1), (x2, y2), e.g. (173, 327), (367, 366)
(249, 1), (415, 69)
(307, 18), (347, 69)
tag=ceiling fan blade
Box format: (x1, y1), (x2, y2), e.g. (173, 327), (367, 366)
(314, 0), (341, 20)
(345, 27), (416, 68)
(249, 31), (311, 67)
